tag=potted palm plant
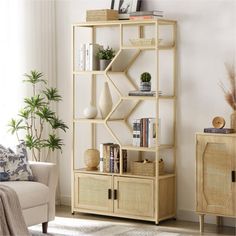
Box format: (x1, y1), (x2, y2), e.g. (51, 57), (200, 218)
(8, 70), (68, 161)
(140, 72), (151, 92)
(97, 46), (115, 71)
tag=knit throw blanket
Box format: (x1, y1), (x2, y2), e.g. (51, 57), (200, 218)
(0, 184), (30, 236)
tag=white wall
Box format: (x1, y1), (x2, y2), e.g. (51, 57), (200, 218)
(55, 0), (236, 225)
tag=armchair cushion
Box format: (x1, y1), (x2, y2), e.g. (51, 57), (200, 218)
(0, 181), (49, 209)
(0, 142), (33, 181)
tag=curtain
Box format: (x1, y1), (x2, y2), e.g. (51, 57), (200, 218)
(0, 0), (57, 148)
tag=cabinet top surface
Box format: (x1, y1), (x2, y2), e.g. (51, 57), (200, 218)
(196, 132), (236, 137)
(73, 19), (177, 27)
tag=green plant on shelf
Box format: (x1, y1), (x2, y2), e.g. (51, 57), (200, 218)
(97, 46), (115, 60)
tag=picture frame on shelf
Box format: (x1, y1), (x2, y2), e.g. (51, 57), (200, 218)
(110, 0), (142, 19)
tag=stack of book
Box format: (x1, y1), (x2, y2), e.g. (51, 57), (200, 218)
(129, 10), (164, 20)
(99, 143), (127, 173)
(79, 43), (102, 71)
(133, 118), (160, 147)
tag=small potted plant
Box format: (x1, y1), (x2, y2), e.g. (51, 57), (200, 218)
(140, 72), (151, 91)
(97, 46), (115, 71)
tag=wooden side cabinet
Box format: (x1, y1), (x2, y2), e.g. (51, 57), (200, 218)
(196, 133), (236, 232)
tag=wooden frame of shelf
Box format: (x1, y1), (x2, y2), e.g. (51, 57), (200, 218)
(72, 19), (177, 224)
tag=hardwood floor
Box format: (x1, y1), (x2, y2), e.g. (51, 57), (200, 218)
(56, 206), (236, 235)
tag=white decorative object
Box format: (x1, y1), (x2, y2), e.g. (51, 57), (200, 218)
(99, 82), (113, 118)
(83, 103), (98, 119)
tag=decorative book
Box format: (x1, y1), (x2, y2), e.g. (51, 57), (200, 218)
(203, 128), (234, 134)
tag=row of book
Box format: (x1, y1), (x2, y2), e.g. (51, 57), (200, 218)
(99, 143), (127, 173)
(133, 118), (160, 147)
(79, 43), (102, 71)
(129, 10), (164, 20)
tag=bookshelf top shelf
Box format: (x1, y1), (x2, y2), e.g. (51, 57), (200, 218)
(73, 19), (177, 27)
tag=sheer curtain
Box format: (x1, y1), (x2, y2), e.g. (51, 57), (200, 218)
(0, 0), (56, 148)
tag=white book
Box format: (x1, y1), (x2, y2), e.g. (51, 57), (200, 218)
(89, 44), (101, 70)
(148, 118), (161, 147)
(99, 143), (104, 172)
(136, 119), (141, 147)
(79, 44), (85, 71)
(132, 119), (137, 146)
(85, 43), (90, 71)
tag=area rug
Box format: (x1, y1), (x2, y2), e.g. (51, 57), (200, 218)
(29, 216), (184, 236)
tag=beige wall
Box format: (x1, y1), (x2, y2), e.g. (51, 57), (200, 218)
(55, 0), (236, 225)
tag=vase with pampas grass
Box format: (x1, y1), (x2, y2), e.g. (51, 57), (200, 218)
(220, 63), (236, 132)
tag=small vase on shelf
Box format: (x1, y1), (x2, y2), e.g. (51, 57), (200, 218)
(230, 111), (236, 132)
(99, 82), (113, 119)
(83, 102), (98, 119)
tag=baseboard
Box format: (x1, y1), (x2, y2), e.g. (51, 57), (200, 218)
(58, 197), (235, 227)
(177, 209), (236, 227)
(60, 195), (71, 206)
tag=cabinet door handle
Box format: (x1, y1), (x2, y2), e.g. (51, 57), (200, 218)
(114, 189), (118, 200)
(108, 189), (112, 199)
(232, 171), (236, 182)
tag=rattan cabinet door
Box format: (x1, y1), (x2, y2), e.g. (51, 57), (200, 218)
(74, 173), (113, 212)
(196, 134), (235, 216)
(113, 177), (154, 218)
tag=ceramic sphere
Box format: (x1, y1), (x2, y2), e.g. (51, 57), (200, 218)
(84, 149), (100, 171)
(83, 105), (98, 119)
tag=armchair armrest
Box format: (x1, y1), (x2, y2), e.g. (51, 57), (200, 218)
(29, 161), (58, 221)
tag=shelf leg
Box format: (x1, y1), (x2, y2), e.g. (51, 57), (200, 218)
(199, 214), (204, 233)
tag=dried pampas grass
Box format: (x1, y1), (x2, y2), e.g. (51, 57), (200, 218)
(220, 63), (236, 111)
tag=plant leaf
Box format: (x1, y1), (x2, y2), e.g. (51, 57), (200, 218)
(23, 70), (46, 84)
(43, 87), (62, 102)
(35, 106), (55, 121)
(8, 119), (25, 134)
(50, 117), (69, 132)
(43, 134), (63, 152)
(24, 95), (45, 111)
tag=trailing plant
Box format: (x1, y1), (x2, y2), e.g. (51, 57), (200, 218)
(97, 46), (115, 60)
(140, 72), (151, 82)
(8, 70), (68, 161)
(220, 63), (236, 111)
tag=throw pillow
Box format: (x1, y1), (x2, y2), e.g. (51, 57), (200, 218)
(0, 142), (33, 181)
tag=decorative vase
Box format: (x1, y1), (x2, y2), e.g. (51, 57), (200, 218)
(83, 103), (98, 119)
(99, 59), (111, 71)
(140, 81), (151, 92)
(84, 149), (100, 171)
(99, 82), (113, 118)
(230, 111), (236, 132)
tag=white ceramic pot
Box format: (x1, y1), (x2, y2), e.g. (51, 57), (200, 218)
(83, 104), (98, 119)
(99, 82), (113, 119)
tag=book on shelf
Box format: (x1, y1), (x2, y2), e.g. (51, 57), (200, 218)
(132, 118), (160, 147)
(79, 44), (85, 71)
(128, 90), (162, 97)
(129, 15), (163, 20)
(203, 128), (234, 134)
(79, 43), (102, 71)
(129, 10), (164, 16)
(99, 143), (127, 173)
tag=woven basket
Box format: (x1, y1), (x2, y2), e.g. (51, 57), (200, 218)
(131, 159), (164, 177)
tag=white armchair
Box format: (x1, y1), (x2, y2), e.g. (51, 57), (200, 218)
(0, 162), (58, 233)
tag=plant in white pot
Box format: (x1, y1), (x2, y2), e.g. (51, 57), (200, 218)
(8, 70), (68, 161)
(97, 46), (115, 71)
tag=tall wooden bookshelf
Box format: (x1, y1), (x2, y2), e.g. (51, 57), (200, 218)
(72, 19), (177, 224)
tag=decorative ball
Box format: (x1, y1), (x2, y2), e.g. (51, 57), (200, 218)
(84, 149), (100, 171)
(83, 105), (98, 119)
